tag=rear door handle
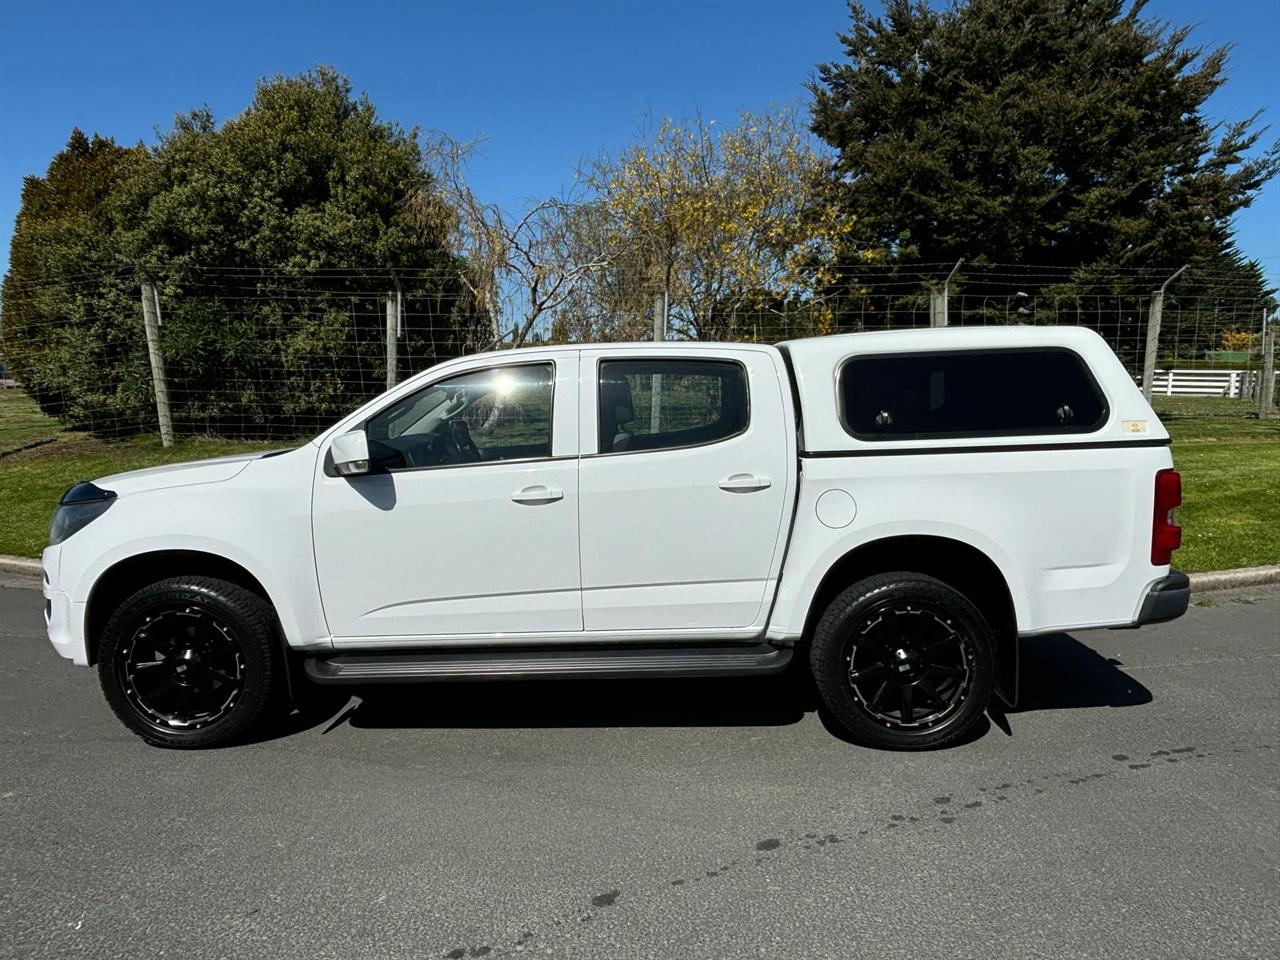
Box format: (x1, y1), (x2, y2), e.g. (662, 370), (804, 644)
(511, 485), (564, 505)
(718, 473), (772, 493)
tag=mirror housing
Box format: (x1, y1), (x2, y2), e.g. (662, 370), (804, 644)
(331, 429), (371, 477)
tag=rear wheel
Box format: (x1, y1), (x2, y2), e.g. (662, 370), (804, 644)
(810, 572), (994, 750)
(97, 576), (282, 748)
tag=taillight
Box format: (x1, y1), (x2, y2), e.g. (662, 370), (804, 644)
(1151, 468), (1182, 566)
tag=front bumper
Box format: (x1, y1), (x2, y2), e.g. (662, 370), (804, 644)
(1135, 570), (1190, 625)
(42, 544), (87, 665)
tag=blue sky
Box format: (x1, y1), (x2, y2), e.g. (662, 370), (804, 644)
(1, 0), (1276, 282)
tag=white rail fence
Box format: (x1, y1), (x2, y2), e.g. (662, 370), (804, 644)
(1143, 368), (1278, 398)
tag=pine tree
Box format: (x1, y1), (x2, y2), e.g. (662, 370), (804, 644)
(810, 0), (1279, 317)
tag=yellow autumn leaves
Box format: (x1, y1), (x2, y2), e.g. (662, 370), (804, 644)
(584, 109), (850, 340)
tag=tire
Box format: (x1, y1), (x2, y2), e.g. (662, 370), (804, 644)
(810, 572), (995, 750)
(97, 576), (282, 749)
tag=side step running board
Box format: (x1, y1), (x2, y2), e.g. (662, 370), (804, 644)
(304, 644), (792, 684)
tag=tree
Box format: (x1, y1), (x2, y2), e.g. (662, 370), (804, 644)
(2, 69), (485, 438)
(547, 198), (657, 344)
(0, 131), (150, 427)
(114, 68), (482, 435)
(582, 109), (845, 342)
(810, 0), (1280, 319)
(410, 134), (616, 349)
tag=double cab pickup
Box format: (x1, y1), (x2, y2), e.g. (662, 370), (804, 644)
(43, 327), (1187, 749)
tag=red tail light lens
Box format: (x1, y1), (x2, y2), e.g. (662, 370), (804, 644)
(1152, 468), (1182, 566)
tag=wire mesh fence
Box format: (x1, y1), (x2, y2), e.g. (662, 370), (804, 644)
(1, 262), (1275, 451)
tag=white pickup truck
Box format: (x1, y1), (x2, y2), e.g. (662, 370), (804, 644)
(42, 327), (1187, 750)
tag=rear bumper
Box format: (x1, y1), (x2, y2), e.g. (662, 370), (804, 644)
(1135, 570), (1190, 626)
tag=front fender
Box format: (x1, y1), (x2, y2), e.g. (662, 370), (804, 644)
(72, 534), (317, 651)
(58, 446), (329, 655)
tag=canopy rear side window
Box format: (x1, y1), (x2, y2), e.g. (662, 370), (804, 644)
(839, 348), (1108, 440)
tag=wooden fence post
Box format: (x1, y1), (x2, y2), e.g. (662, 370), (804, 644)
(1260, 324), (1276, 420)
(651, 290), (666, 431)
(385, 293), (397, 391)
(1142, 265), (1187, 402)
(140, 282), (174, 447)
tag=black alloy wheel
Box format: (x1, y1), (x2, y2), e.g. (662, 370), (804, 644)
(116, 605), (245, 733)
(810, 572), (995, 750)
(844, 600), (974, 731)
(98, 577), (281, 748)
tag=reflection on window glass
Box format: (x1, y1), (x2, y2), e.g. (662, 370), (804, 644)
(598, 359), (748, 453)
(366, 363), (554, 469)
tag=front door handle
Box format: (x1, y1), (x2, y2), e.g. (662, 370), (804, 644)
(511, 485), (564, 505)
(718, 473), (772, 493)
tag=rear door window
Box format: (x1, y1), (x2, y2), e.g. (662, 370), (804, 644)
(597, 359), (748, 454)
(839, 348), (1108, 440)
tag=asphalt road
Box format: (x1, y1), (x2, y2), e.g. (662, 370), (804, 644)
(1, 577), (1277, 960)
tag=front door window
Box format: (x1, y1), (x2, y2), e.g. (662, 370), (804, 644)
(366, 363), (554, 470)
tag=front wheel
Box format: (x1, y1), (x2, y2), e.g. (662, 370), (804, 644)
(97, 576), (282, 748)
(810, 573), (994, 750)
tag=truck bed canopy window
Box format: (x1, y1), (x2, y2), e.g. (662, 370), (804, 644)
(839, 347), (1108, 440)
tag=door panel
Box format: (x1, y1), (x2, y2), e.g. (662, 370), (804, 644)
(312, 355), (581, 640)
(578, 350), (792, 632)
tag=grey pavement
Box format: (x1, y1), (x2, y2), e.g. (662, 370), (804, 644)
(1, 581), (1277, 960)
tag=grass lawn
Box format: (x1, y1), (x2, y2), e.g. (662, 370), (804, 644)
(0, 392), (285, 558)
(2, 389), (1277, 572)
(0, 387), (66, 452)
(1147, 397), (1280, 569)
(1151, 395), (1280, 442)
(1173, 440), (1280, 572)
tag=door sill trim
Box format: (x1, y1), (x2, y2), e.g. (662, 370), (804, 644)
(305, 642), (791, 684)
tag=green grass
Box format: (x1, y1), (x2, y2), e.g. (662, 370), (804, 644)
(0, 389), (66, 453)
(2, 388), (1277, 571)
(1153, 399), (1280, 570)
(0, 392), (283, 558)
(1151, 395), (1280, 443)
(1172, 440), (1280, 572)
(1155, 357), (1266, 371)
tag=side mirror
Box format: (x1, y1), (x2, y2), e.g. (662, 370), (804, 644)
(331, 429), (371, 477)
